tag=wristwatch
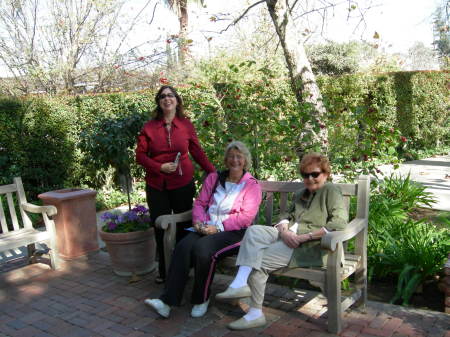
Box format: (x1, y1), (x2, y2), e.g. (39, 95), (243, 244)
(308, 232), (313, 240)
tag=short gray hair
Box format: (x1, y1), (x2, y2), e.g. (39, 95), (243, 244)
(224, 141), (252, 171)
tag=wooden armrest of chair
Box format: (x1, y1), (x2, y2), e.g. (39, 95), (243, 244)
(155, 210), (193, 230)
(155, 210), (193, 276)
(321, 218), (367, 251)
(21, 202), (57, 217)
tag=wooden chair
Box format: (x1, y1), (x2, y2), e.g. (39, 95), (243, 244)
(0, 177), (59, 269)
(155, 175), (370, 333)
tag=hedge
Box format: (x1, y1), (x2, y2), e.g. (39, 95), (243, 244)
(0, 70), (448, 199)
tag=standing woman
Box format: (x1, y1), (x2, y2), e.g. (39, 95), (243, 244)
(136, 85), (215, 283)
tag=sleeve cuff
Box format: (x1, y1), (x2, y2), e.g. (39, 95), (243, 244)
(274, 219), (289, 228)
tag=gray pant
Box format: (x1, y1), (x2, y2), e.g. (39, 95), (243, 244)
(236, 225), (294, 308)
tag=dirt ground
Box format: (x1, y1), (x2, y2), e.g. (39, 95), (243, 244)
(367, 278), (444, 312)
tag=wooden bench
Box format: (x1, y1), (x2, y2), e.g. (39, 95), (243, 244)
(155, 175), (370, 333)
(0, 177), (59, 269)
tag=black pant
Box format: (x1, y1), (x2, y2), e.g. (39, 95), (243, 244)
(160, 229), (246, 306)
(146, 181), (196, 279)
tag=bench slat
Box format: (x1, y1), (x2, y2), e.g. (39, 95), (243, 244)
(6, 192), (20, 231)
(265, 192), (273, 225)
(0, 196), (8, 233)
(0, 184), (17, 194)
(279, 192), (288, 215)
(1, 177), (59, 270)
(0, 228), (50, 251)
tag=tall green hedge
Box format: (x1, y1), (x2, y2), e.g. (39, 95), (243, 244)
(0, 70), (448, 199)
(319, 70), (449, 156)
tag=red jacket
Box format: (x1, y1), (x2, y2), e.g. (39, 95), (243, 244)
(136, 116), (215, 190)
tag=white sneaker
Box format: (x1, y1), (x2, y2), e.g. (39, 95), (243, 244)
(144, 298), (170, 318)
(191, 299), (210, 318)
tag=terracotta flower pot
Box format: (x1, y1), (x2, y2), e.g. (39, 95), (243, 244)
(99, 228), (156, 276)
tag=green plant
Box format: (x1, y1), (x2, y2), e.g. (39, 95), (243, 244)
(96, 183), (146, 211)
(79, 111), (148, 207)
(378, 173), (435, 210)
(364, 174), (448, 305)
(379, 219), (450, 305)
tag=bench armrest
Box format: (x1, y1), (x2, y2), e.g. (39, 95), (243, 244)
(21, 202), (57, 217)
(155, 210), (193, 276)
(321, 217), (367, 251)
(155, 210), (192, 230)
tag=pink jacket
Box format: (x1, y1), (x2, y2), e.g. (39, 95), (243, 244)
(192, 171), (262, 231)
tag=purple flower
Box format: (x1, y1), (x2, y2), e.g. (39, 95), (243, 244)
(101, 212), (115, 221)
(133, 205), (148, 214)
(107, 221), (118, 230)
(102, 205), (151, 233)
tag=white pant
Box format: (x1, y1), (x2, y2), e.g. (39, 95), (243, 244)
(236, 225), (294, 308)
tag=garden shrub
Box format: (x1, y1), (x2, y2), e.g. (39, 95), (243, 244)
(0, 69), (448, 201)
(319, 70), (450, 172)
(393, 71), (450, 153)
(365, 174), (449, 305)
(0, 96), (75, 198)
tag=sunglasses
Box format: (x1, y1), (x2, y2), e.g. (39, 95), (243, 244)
(301, 171), (322, 179)
(159, 93), (175, 99)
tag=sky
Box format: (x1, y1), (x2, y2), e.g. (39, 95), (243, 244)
(0, 0), (443, 77)
(323, 0), (441, 53)
(179, 0), (442, 55)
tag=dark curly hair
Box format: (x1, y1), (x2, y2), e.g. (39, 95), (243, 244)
(153, 85), (186, 120)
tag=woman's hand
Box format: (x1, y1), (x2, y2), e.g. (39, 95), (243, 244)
(280, 230), (301, 248)
(193, 221), (203, 233)
(196, 224), (218, 236)
(160, 162), (177, 174)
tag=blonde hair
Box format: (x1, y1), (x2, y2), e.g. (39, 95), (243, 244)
(224, 141), (252, 171)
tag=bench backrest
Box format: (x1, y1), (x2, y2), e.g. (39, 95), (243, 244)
(256, 176), (369, 226)
(0, 177), (32, 233)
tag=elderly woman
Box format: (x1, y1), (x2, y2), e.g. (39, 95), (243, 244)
(136, 85), (215, 283)
(145, 141), (262, 319)
(215, 153), (348, 330)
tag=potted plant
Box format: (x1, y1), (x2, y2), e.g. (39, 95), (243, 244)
(99, 205), (156, 276)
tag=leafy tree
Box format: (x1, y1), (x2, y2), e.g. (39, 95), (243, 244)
(406, 42), (439, 71)
(432, 0), (450, 68)
(210, 1), (373, 158)
(306, 41), (362, 76)
(0, 0), (158, 94)
(163, 0), (205, 66)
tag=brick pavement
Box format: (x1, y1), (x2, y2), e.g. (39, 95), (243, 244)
(0, 253), (448, 337)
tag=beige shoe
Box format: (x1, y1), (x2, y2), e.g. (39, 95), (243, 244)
(227, 315), (267, 330)
(215, 285), (251, 300)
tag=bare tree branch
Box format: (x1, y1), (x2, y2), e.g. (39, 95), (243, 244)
(219, 0), (266, 34)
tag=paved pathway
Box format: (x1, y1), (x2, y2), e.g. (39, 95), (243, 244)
(0, 253), (448, 337)
(1, 154), (449, 336)
(378, 154), (450, 211)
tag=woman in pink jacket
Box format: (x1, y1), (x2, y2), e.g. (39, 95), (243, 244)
(145, 141), (262, 319)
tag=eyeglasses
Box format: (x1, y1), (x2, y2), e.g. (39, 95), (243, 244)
(159, 93), (175, 99)
(301, 171), (322, 179)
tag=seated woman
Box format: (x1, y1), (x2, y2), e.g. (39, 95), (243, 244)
(215, 153), (348, 330)
(145, 141), (262, 318)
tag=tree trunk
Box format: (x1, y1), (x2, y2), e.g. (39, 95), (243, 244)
(177, 0), (188, 65)
(266, 0), (328, 158)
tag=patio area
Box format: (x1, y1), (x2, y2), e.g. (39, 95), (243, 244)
(0, 252), (448, 337)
